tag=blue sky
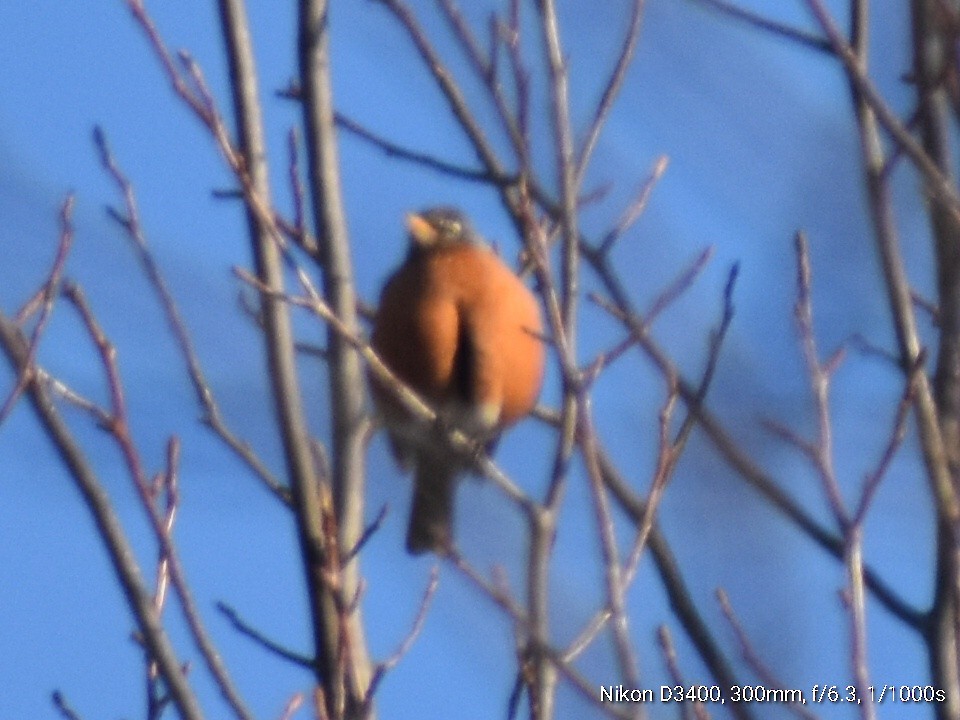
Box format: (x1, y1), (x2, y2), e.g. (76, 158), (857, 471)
(0, 1), (940, 719)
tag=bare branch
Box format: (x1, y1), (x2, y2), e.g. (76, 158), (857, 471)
(806, 0), (960, 228)
(343, 504), (389, 563)
(558, 263), (750, 718)
(335, 111), (514, 184)
(692, 0), (833, 53)
(93, 127), (289, 505)
(790, 228), (883, 720)
(645, 246), (714, 327)
(853, 381), (913, 525)
(790, 231), (848, 528)
(372, 0), (511, 184)
(360, 567), (440, 712)
(278, 693), (305, 720)
(122, 0), (217, 126)
(911, 288), (940, 326)
(436, 0), (528, 164)
(584, 245), (923, 632)
(37, 368), (114, 429)
(597, 156), (668, 256)
(61, 281), (256, 720)
(0, 312), (204, 720)
(845, 531), (876, 720)
(448, 551), (637, 720)
(576, 0), (646, 182)
(297, 0), (373, 709)
(579, 395), (640, 689)
(151, 437), (181, 616)
(716, 590), (820, 720)
(0, 195), (75, 426)
(657, 626), (711, 720)
(51, 692), (85, 720)
(217, 602), (315, 669)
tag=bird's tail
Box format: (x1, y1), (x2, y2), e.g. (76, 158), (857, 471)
(406, 458), (457, 555)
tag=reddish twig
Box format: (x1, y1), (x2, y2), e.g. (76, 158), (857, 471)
(277, 693), (305, 720)
(0, 314), (203, 720)
(61, 279), (254, 720)
(0, 195), (75, 426)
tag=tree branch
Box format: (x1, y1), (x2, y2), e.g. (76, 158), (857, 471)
(296, 1), (373, 709)
(0, 314), (204, 720)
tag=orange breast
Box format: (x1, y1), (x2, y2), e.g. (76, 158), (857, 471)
(370, 244), (544, 430)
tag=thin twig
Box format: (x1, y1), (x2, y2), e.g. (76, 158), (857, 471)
(576, 0), (646, 183)
(51, 692), (85, 720)
(692, 0), (833, 53)
(582, 241), (923, 631)
(359, 567), (439, 713)
(597, 156), (668, 256)
(447, 551), (636, 720)
(716, 590), (820, 720)
(336, 112), (513, 184)
(371, 0), (510, 184)
(62, 281), (256, 720)
(622, 390), (678, 586)
(911, 288), (940, 326)
(792, 226), (878, 720)
(217, 602), (315, 668)
(578, 394), (640, 691)
(93, 127), (289, 505)
(436, 0), (528, 165)
(278, 693), (305, 720)
(503, 0), (531, 159)
(151, 437), (181, 616)
(286, 127), (317, 256)
(342, 504), (389, 563)
(845, 528), (875, 720)
(792, 231), (848, 529)
(853, 380), (913, 525)
(37, 368), (113, 428)
(0, 312), (203, 720)
(806, 0), (960, 228)
(0, 195), (75, 426)
(657, 626), (711, 720)
(645, 246), (714, 327)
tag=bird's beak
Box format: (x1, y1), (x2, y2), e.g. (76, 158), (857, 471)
(406, 212), (439, 247)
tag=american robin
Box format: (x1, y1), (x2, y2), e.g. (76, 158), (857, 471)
(370, 207), (545, 555)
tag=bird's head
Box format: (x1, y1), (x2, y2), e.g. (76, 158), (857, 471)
(405, 207), (478, 251)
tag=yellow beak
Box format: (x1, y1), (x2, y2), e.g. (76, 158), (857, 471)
(406, 212), (439, 247)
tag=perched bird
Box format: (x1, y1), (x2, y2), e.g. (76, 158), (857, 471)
(370, 207), (545, 555)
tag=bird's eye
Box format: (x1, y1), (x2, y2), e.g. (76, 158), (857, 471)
(446, 219), (461, 235)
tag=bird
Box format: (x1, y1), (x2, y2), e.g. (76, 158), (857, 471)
(369, 207), (545, 555)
